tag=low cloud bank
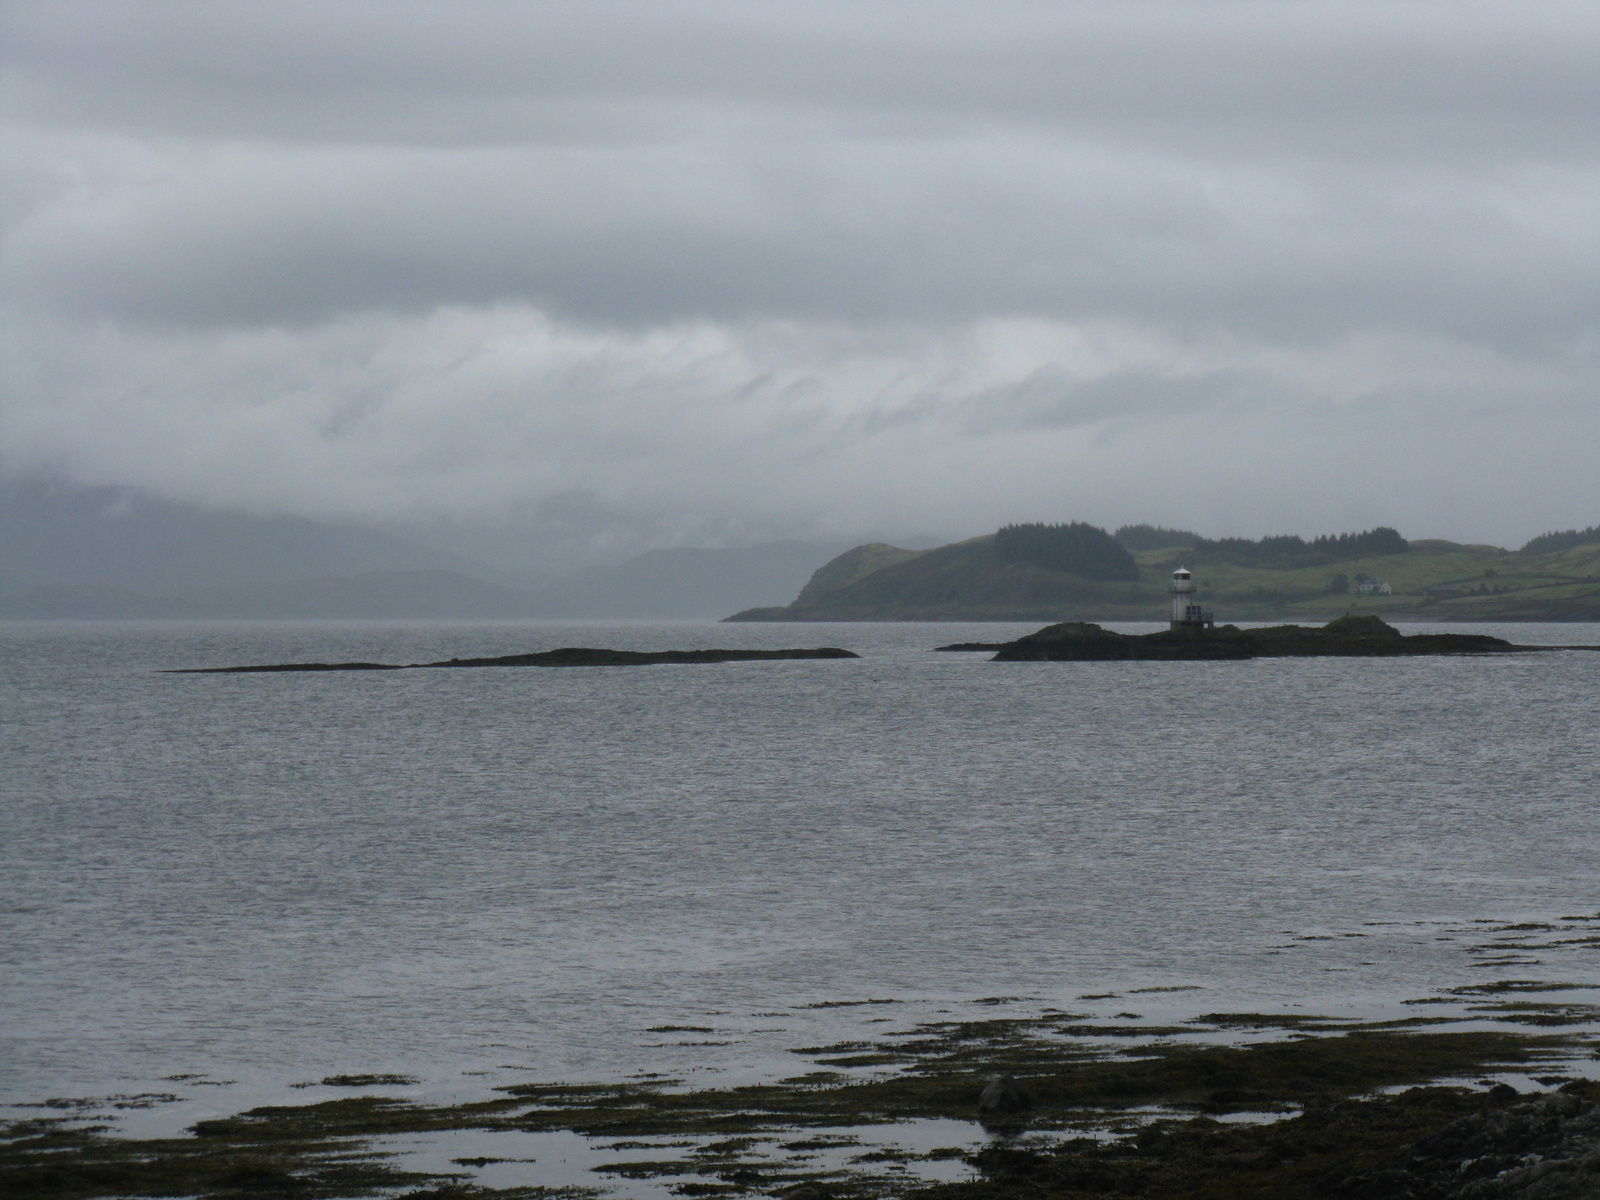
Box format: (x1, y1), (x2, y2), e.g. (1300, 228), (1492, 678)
(3, 1), (1597, 555)
(5, 306), (1594, 550)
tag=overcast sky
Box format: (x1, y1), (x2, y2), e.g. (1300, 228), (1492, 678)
(3, 0), (1597, 556)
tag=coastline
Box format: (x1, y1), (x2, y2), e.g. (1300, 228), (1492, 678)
(7, 995), (1598, 1200)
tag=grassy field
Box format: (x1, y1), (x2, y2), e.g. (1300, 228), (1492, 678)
(1147, 539), (1600, 622)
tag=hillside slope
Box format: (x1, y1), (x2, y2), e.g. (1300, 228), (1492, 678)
(727, 526), (1600, 622)
(727, 533), (1145, 621)
(1132, 537), (1600, 622)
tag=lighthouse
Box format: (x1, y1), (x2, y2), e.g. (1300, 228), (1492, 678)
(1170, 567), (1213, 630)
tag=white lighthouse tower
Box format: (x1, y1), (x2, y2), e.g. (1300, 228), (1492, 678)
(1170, 567), (1212, 630)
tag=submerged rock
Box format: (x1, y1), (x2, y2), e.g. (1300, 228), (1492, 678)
(421, 646), (858, 668)
(977, 1073), (1034, 1116)
(169, 647), (861, 673)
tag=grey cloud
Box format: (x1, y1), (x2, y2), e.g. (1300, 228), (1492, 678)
(3, 0), (1598, 550)
(6, 132), (1598, 344)
(4, 1), (1599, 339)
(6, 2), (1599, 158)
(4, 305), (1595, 548)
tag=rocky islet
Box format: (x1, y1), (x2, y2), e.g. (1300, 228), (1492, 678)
(969, 615), (1600, 662)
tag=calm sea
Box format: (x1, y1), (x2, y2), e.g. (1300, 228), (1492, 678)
(4, 618), (1599, 1129)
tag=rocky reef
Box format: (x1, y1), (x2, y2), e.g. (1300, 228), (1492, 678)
(986, 615), (1594, 661)
(932, 1080), (1600, 1200)
(170, 647), (860, 673)
(6, 1015), (1596, 1200)
(1334, 1086), (1600, 1199)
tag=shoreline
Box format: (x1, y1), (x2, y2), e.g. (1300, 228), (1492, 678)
(8, 987), (1598, 1200)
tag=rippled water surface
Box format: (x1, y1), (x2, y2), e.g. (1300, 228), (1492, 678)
(3, 618), (1599, 1120)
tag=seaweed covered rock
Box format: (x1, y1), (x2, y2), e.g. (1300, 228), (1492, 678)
(172, 647), (861, 673)
(1319, 614), (1404, 639)
(1239, 618), (1514, 658)
(1331, 1085), (1600, 1199)
(977, 1074), (1034, 1129)
(993, 622), (1251, 661)
(989, 616), (1526, 662)
(918, 1084), (1600, 1200)
(421, 646), (860, 668)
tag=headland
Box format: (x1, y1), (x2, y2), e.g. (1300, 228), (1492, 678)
(725, 522), (1600, 622)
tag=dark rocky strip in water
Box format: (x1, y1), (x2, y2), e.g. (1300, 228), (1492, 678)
(934, 1083), (1600, 1200)
(5, 1012), (1596, 1199)
(167, 647), (861, 673)
(988, 615), (1600, 661)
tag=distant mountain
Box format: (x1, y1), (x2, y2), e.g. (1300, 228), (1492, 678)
(0, 484), (847, 618)
(0, 546), (846, 620)
(524, 541), (849, 619)
(0, 570), (552, 620)
(728, 524), (1600, 622)
(0, 583), (182, 619)
(0, 480), (497, 593)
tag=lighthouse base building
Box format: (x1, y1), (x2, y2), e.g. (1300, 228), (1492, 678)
(1169, 567), (1214, 630)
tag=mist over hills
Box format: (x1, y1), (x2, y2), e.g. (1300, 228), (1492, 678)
(0, 571), (557, 621)
(0, 482), (845, 619)
(0, 480), (490, 594)
(5, 483), (1596, 621)
(523, 543), (849, 619)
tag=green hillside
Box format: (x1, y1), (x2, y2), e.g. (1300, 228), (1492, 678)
(789, 542), (923, 606)
(725, 524), (1600, 622)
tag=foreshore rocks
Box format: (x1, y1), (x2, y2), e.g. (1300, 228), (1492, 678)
(958, 1081), (1600, 1200)
(6, 1019), (1592, 1200)
(1333, 1086), (1600, 1199)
